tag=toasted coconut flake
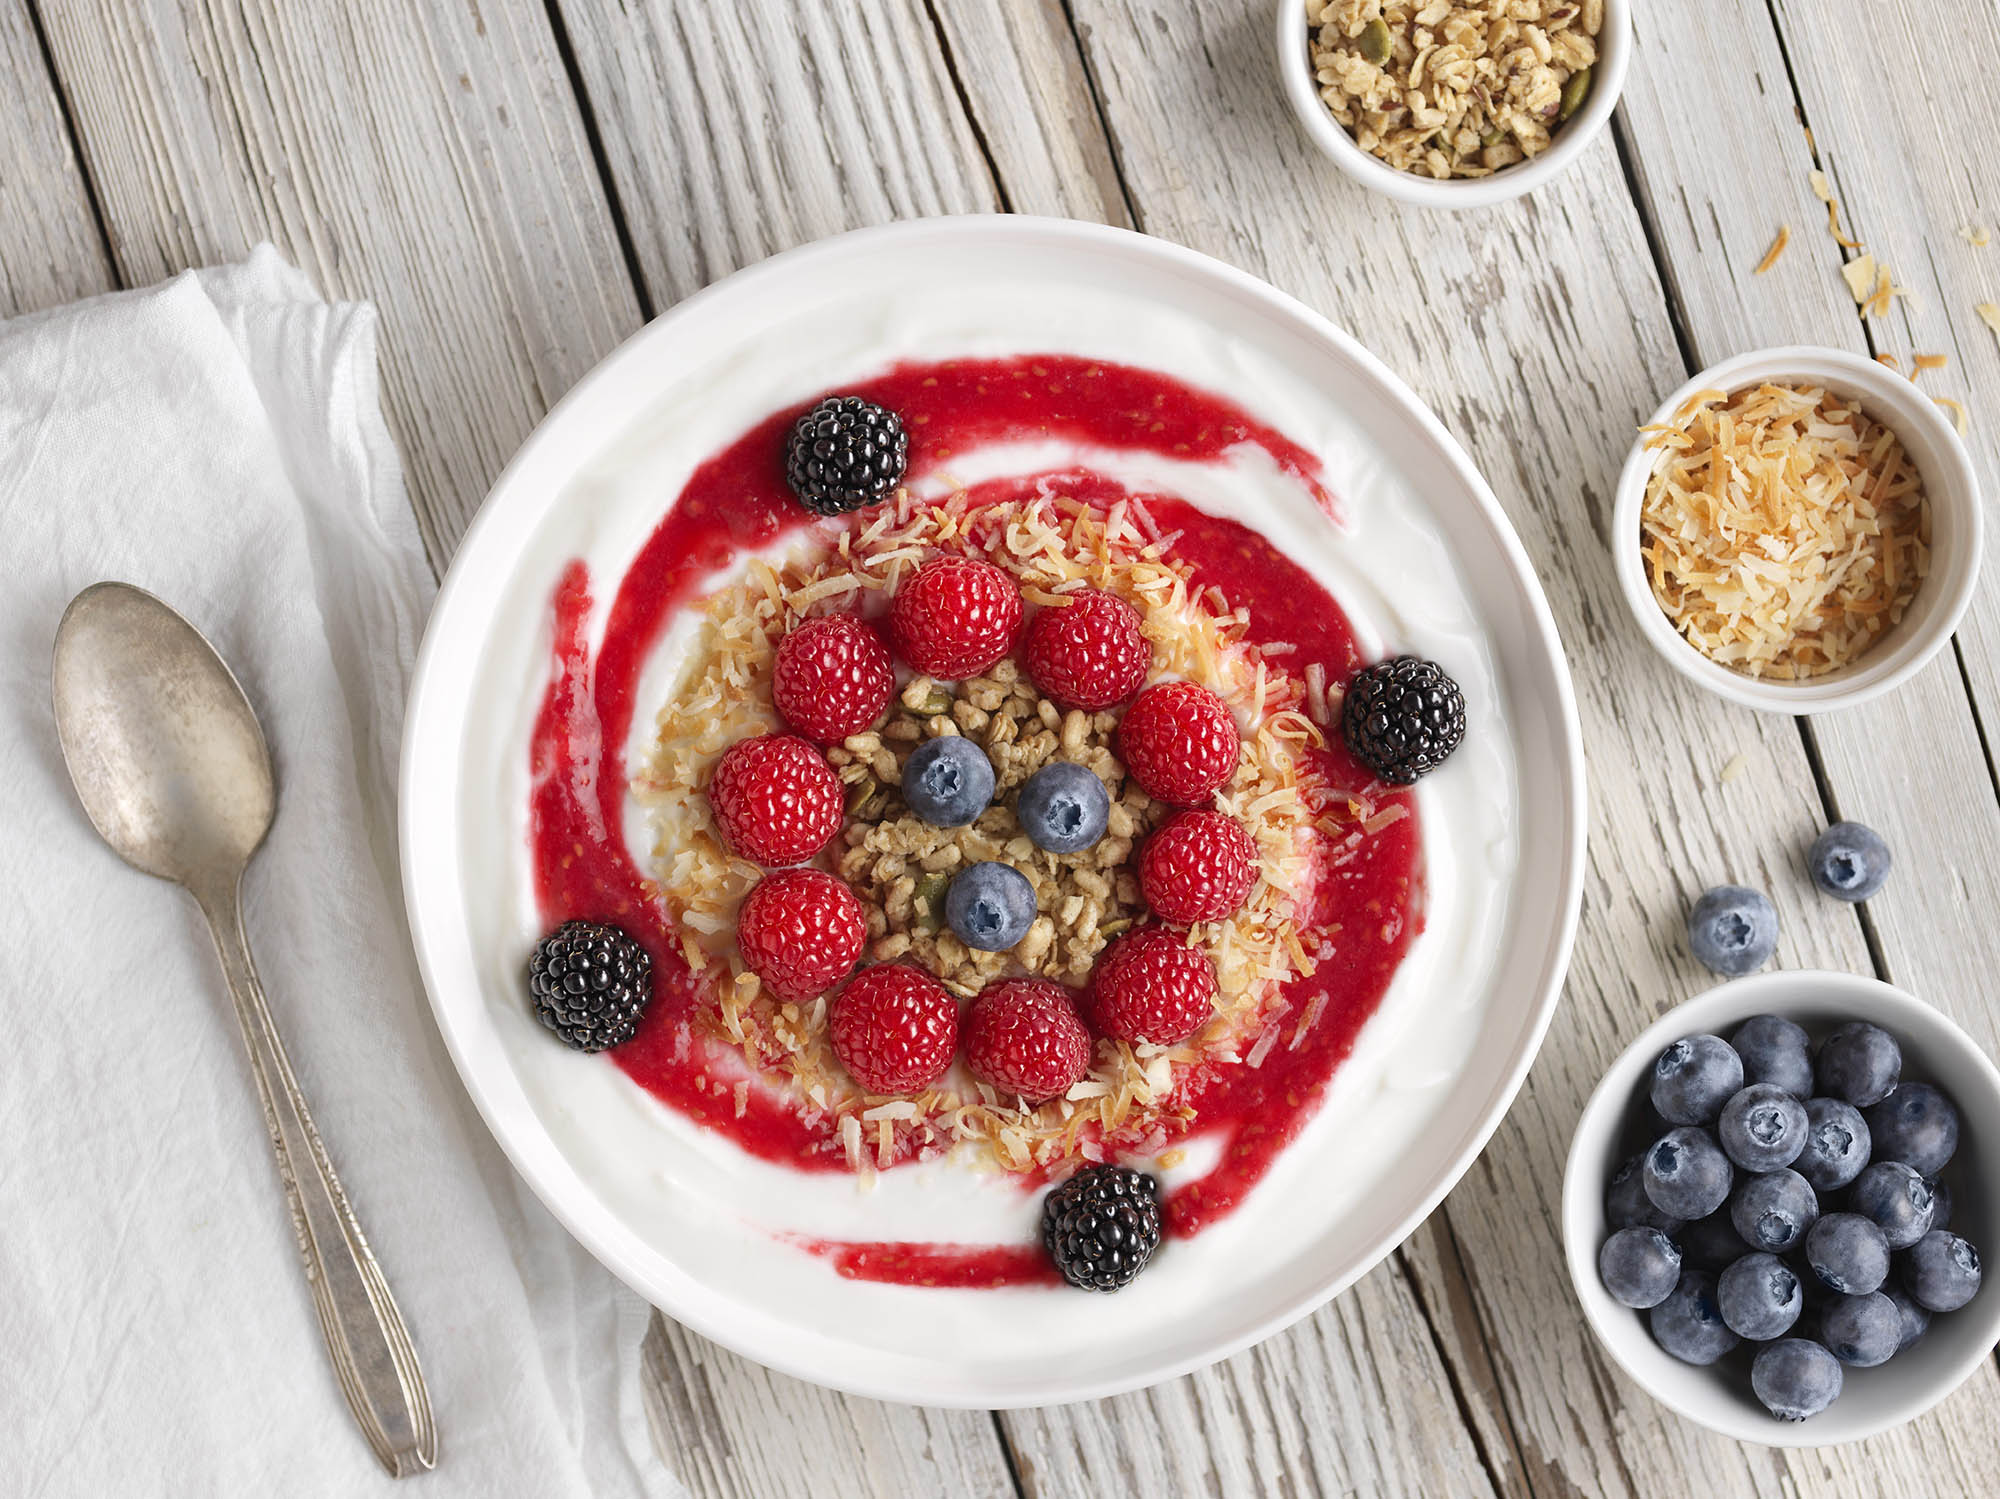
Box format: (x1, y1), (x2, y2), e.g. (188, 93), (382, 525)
(1962, 224), (1991, 248)
(1719, 752), (1748, 784)
(1936, 396), (1970, 436)
(1639, 382), (1930, 679)
(1754, 225), (1790, 275)
(1841, 254), (1879, 303)
(1977, 302), (2000, 339)
(1912, 353), (1948, 376)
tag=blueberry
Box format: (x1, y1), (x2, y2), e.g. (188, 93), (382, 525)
(1651, 1034), (1745, 1126)
(944, 861), (1036, 951)
(1864, 1081), (1959, 1176)
(1751, 1338), (1843, 1422)
(1806, 1212), (1890, 1295)
(1730, 1013), (1815, 1097)
(1795, 1096), (1871, 1191)
(1807, 821), (1892, 902)
(1814, 1021), (1901, 1107)
(1730, 1168), (1819, 1253)
(1687, 886), (1779, 977)
(1599, 1226), (1684, 1309)
(1849, 1161), (1935, 1250)
(1903, 1230), (1982, 1312)
(1819, 1291), (1902, 1367)
(1649, 1271), (1740, 1365)
(1606, 1154), (1685, 1235)
(1717, 1252), (1804, 1340)
(1643, 1127), (1734, 1221)
(1717, 1083), (1808, 1172)
(1015, 762), (1110, 854)
(1881, 1281), (1933, 1351)
(1679, 1210), (1749, 1270)
(901, 736), (995, 827)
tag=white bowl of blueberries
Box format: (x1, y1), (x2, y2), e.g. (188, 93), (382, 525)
(1564, 968), (2000, 1443)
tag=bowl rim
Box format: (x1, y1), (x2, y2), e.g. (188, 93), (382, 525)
(1274, 0), (1632, 209)
(1562, 969), (2000, 1446)
(399, 213), (1589, 1406)
(1610, 345), (1985, 714)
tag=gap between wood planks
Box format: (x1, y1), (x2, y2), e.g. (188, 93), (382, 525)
(21, 0), (119, 287)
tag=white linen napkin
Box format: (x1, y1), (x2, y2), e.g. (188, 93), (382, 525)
(0, 249), (681, 1498)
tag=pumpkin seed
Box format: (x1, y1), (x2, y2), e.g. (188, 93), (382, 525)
(846, 776), (884, 819)
(903, 688), (952, 719)
(1558, 65), (1592, 122)
(914, 873), (952, 931)
(1358, 17), (1392, 66)
(1096, 917), (1133, 941)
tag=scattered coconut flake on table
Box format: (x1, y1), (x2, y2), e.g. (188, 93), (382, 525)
(1755, 226), (1790, 275)
(1962, 224), (1992, 248)
(1810, 169), (1863, 249)
(1977, 302), (2000, 339)
(1912, 353), (1949, 376)
(1639, 382), (1931, 679)
(1936, 396), (1970, 436)
(1720, 753), (1749, 784)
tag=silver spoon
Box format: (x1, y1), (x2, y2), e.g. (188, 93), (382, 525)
(51, 581), (437, 1477)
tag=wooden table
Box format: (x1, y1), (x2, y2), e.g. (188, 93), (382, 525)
(9, 2), (1997, 1493)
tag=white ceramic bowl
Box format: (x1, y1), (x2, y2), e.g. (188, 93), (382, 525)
(1275, 0), (1630, 209)
(1613, 347), (1983, 714)
(1564, 970), (2000, 1446)
(401, 216), (1586, 1406)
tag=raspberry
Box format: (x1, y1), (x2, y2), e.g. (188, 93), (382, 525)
(1139, 810), (1258, 924)
(963, 979), (1093, 1103)
(737, 868), (866, 1002)
(1089, 925), (1217, 1046)
(706, 734), (843, 865)
(772, 614), (894, 743)
(888, 557), (1022, 680)
(829, 964), (960, 1095)
(1117, 680), (1239, 806)
(1023, 588), (1150, 711)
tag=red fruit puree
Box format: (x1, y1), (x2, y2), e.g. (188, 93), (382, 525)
(528, 355), (1421, 1287)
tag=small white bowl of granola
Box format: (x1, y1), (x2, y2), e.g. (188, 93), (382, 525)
(1278, 0), (1630, 209)
(1612, 347), (1983, 714)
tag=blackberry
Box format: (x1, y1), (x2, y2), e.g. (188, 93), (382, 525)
(784, 395), (908, 516)
(1341, 656), (1466, 784)
(1042, 1164), (1163, 1291)
(528, 920), (653, 1052)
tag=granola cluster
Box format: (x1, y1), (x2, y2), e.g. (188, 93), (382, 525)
(828, 663), (1169, 993)
(1308, 0), (1601, 180)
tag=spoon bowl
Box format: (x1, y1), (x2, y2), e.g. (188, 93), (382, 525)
(52, 582), (273, 890)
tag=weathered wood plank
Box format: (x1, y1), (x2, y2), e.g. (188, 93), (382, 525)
(556, 0), (995, 306)
(1003, 1255), (1499, 1499)
(1049, 0), (2000, 1492)
(640, 1318), (1019, 1499)
(35, 0), (640, 564)
(0, 0), (114, 314)
(1618, 0), (2000, 1066)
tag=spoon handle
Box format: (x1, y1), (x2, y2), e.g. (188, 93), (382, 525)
(196, 879), (438, 1477)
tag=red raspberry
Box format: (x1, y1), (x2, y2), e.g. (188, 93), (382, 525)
(829, 964), (960, 1095)
(963, 978), (1093, 1103)
(706, 734), (843, 865)
(1118, 680), (1239, 805)
(772, 614), (894, 743)
(1089, 925), (1218, 1046)
(1024, 588), (1151, 711)
(889, 557), (1022, 680)
(1139, 811), (1259, 924)
(737, 869), (866, 1002)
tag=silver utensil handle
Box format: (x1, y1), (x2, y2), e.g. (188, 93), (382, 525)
(197, 879), (437, 1477)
